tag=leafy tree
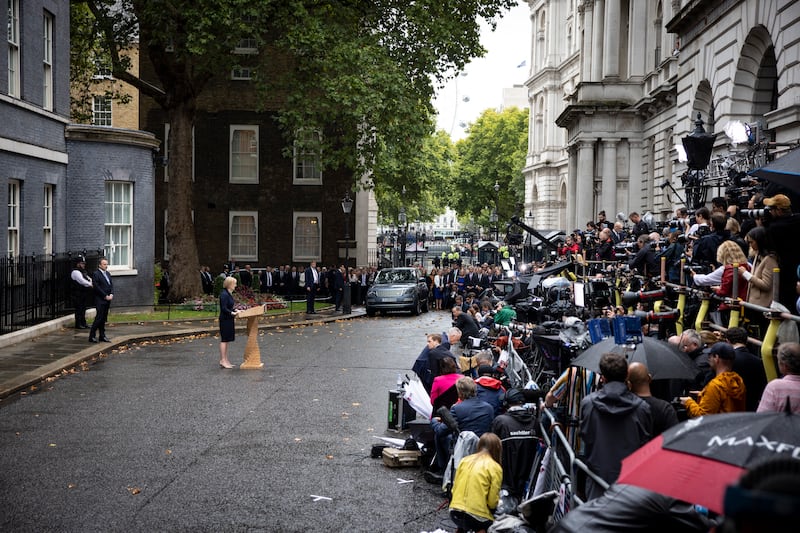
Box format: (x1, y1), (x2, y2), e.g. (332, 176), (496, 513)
(69, 2), (131, 122)
(450, 106), (529, 231)
(374, 129), (455, 226)
(78, 0), (516, 300)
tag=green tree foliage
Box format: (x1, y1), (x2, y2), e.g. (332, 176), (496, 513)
(77, 0), (515, 300)
(69, 2), (131, 122)
(374, 129), (456, 226)
(451, 106), (529, 228)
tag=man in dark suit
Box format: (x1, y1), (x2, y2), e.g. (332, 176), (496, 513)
(304, 261), (319, 314)
(289, 265), (300, 296)
(275, 265), (287, 295)
(89, 257), (113, 343)
(200, 266), (214, 295)
(333, 265), (345, 311)
(259, 266), (275, 294)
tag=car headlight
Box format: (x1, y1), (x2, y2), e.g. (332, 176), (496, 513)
(403, 287), (416, 295)
(367, 289), (376, 297)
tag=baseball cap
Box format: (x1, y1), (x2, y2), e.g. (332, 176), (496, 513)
(710, 342), (735, 360)
(764, 194), (791, 210)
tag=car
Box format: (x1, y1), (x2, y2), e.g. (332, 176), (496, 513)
(365, 267), (429, 316)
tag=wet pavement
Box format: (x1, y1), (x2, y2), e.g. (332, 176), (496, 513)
(0, 307), (457, 532)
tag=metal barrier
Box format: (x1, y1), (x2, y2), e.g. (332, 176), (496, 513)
(1, 252), (102, 335)
(529, 405), (609, 520)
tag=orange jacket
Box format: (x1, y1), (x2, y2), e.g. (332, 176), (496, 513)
(686, 371), (746, 417)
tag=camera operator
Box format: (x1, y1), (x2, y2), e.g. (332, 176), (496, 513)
(627, 234), (659, 288)
(656, 229), (685, 284)
(595, 228), (615, 261)
(691, 213), (729, 267)
(629, 212), (650, 238)
(687, 207), (710, 238)
(762, 193), (800, 310)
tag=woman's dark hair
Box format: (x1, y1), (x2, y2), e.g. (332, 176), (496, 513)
(746, 226), (771, 254)
(439, 357), (458, 375)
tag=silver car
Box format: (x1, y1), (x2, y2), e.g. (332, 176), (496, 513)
(365, 267), (429, 316)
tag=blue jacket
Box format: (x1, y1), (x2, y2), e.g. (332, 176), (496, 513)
(219, 290), (236, 320)
(432, 397), (494, 438)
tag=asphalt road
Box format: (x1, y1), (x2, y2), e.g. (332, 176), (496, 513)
(0, 312), (457, 533)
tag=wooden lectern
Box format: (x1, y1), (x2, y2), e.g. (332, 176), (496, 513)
(236, 304), (265, 369)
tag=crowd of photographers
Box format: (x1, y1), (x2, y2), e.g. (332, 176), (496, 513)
(557, 190), (800, 321)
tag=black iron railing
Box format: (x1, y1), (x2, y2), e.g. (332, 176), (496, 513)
(0, 251), (102, 335)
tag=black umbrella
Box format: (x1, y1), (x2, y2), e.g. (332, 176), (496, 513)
(571, 336), (698, 380)
(749, 147), (800, 194)
(618, 409), (800, 514)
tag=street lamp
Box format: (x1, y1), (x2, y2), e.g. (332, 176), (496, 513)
(341, 192), (354, 314)
(493, 180), (500, 241)
(398, 206), (407, 266)
(489, 208), (498, 242)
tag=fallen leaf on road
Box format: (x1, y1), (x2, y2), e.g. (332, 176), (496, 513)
(294, 437), (302, 442)
(68, 483), (76, 489)
(326, 454), (334, 460)
(127, 487), (141, 495)
(351, 402), (361, 407)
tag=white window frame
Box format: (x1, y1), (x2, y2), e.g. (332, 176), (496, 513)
(292, 211), (321, 262)
(43, 184), (53, 255)
(92, 95), (112, 126)
(43, 11), (54, 111)
(293, 129), (323, 184)
(104, 181), (133, 269)
(231, 67), (253, 80)
(229, 125), (259, 183)
(229, 211), (258, 262)
(234, 37), (258, 55)
(7, 180), (20, 257)
(7, 0), (20, 98)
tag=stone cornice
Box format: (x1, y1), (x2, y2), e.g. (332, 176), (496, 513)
(65, 125), (160, 150)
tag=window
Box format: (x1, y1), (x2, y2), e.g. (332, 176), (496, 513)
(7, 180), (20, 256)
(293, 129), (322, 184)
(43, 185), (53, 254)
(231, 67), (253, 80)
(104, 182), (133, 268)
(293, 212), (321, 261)
(43, 12), (54, 110)
(7, 0), (20, 97)
(234, 37), (258, 54)
(229, 211), (257, 261)
(92, 96), (112, 126)
(230, 125), (258, 183)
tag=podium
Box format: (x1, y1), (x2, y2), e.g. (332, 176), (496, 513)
(236, 304), (265, 369)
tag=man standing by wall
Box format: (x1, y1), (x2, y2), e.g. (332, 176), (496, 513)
(71, 256), (92, 329)
(89, 258), (113, 343)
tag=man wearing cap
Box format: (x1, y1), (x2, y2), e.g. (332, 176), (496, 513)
(762, 193), (800, 310)
(680, 342), (746, 417)
(70, 257), (92, 329)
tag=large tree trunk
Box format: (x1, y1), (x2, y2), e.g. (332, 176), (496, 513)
(166, 100), (202, 301)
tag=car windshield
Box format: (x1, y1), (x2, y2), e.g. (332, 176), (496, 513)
(375, 270), (416, 284)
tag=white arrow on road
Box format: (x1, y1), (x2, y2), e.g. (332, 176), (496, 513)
(310, 495), (332, 502)
(397, 478), (414, 484)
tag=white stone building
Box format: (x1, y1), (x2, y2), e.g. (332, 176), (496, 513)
(522, 0), (800, 230)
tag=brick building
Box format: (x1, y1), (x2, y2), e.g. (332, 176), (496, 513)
(139, 47), (369, 274)
(1, 0), (157, 320)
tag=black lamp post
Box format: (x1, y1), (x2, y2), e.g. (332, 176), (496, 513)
(681, 112), (717, 208)
(398, 206), (407, 266)
(493, 180), (500, 241)
(341, 192), (354, 314)
(489, 208), (498, 242)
